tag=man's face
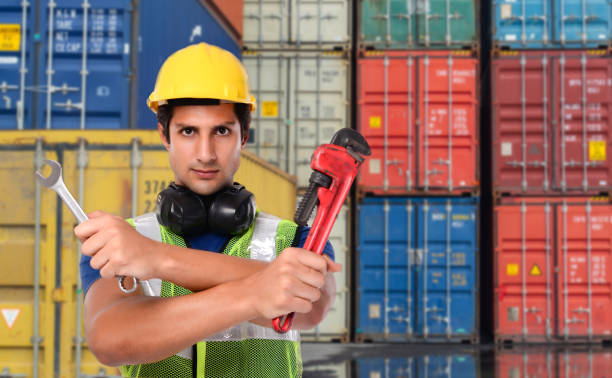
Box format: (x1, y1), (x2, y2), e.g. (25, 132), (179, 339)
(158, 104), (246, 196)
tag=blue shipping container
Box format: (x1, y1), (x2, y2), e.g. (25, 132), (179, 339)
(357, 197), (479, 342)
(358, 354), (477, 378)
(494, 0), (612, 49)
(0, 0), (239, 130)
(0, 0), (35, 129)
(136, 0), (241, 129)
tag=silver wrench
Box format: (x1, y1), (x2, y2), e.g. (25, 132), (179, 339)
(35, 159), (138, 294)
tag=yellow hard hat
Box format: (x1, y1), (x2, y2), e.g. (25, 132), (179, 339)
(147, 42), (256, 113)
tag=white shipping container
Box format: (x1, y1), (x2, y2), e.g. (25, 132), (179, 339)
(243, 0), (351, 49)
(297, 196), (350, 342)
(243, 51), (350, 188)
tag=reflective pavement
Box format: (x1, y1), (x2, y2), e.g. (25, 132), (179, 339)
(302, 343), (612, 377)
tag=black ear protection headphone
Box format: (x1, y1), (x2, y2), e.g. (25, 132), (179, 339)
(155, 182), (256, 236)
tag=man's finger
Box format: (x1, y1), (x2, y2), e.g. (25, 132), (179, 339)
(294, 248), (327, 274)
(323, 255), (342, 273)
(293, 265), (326, 289)
(74, 217), (105, 240)
(87, 210), (107, 219)
(90, 249), (110, 271)
(80, 230), (109, 257)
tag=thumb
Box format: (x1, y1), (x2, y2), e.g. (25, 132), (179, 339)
(323, 254), (342, 273)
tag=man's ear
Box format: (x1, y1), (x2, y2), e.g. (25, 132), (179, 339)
(158, 122), (170, 150)
(241, 129), (249, 149)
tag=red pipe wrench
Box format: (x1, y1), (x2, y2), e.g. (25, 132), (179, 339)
(273, 128), (371, 333)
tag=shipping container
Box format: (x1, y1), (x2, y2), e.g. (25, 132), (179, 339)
(497, 347), (612, 378)
(495, 197), (612, 343)
(0, 130), (297, 376)
(136, 0), (242, 129)
(356, 197), (479, 343)
(203, 0), (244, 41)
(358, 51), (479, 195)
(299, 197), (349, 342)
(0, 0), (241, 130)
(243, 50), (349, 188)
(358, 352), (478, 377)
(359, 0), (478, 50)
(493, 0), (612, 49)
(492, 51), (612, 196)
(243, 0), (351, 50)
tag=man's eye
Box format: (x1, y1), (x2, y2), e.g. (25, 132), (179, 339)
(217, 127), (230, 135)
(181, 128), (194, 136)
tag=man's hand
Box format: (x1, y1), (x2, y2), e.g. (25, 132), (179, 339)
(74, 211), (161, 280)
(241, 247), (341, 320)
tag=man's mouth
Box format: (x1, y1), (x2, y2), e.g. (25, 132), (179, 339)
(192, 168), (219, 179)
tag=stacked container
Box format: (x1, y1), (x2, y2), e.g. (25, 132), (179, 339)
(242, 0), (352, 342)
(492, 0), (612, 344)
(0, 1), (250, 376)
(355, 1), (480, 343)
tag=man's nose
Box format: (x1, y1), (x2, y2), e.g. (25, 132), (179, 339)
(196, 135), (217, 163)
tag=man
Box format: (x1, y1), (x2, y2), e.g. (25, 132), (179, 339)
(75, 42), (339, 377)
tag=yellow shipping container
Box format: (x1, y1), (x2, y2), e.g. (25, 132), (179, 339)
(0, 131), (296, 377)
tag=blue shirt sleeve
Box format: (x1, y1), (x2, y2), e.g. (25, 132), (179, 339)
(297, 226), (335, 261)
(80, 254), (101, 296)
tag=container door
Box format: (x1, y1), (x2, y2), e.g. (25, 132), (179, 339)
(0, 146), (58, 377)
(494, 0), (551, 48)
(495, 201), (554, 342)
(493, 54), (553, 194)
(292, 0), (349, 48)
(496, 350), (554, 378)
(0, 0), (35, 129)
(243, 0), (289, 48)
(556, 0), (611, 48)
(359, 0), (415, 49)
(554, 54), (612, 193)
(415, 198), (477, 340)
(37, 0), (132, 129)
(556, 201), (612, 340)
(358, 54), (417, 194)
(416, 0), (475, 48)
(290, 52), (349, 188)
(243, 52), (289, 172)
(418, 55), (478, 193)
(357, 198), (417, 338)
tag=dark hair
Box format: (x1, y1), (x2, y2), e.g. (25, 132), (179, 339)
(157, 98), (251, 143)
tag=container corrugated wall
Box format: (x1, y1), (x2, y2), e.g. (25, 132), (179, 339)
(492, 50), (612, 196)
(493, 0), (612, 49)
(243, 50), (350, 188)
(495, 197), (612, 343)
(356, 197), (479, 343)
(243, 0), (351, 50)
(0, 130), (296, 376)
(358, 50), (480, 195)
(299, 197), (349, 342)
(359, 0), (478, 50)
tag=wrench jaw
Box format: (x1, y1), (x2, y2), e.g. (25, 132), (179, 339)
(35, 159), (63, 189)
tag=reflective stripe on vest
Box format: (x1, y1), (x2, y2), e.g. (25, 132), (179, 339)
(131, 212), (300, 361)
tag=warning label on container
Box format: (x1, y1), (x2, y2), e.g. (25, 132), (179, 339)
(529, 264), (542, 276)
(507, 263), (519, 276)
(0, 24), (21, 51)
(369, 116), (381, 129)
(1, 308), (20, 329)
(589, 141), (606, 161)
(501, 142), (512, 157)
(261, 101), (278, 117)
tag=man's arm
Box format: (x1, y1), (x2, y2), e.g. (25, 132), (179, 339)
(83, 247), (327, 366)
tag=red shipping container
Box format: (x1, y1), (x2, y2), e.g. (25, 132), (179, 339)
(497, 349), (612, 378)
(495, 197), (612, 343)
(493, 51), (612, 195)
(358, 51), (479, 195)
(203, 0), (243, 41)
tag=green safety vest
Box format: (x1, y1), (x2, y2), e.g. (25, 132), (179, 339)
(120, 211), (302, 378)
